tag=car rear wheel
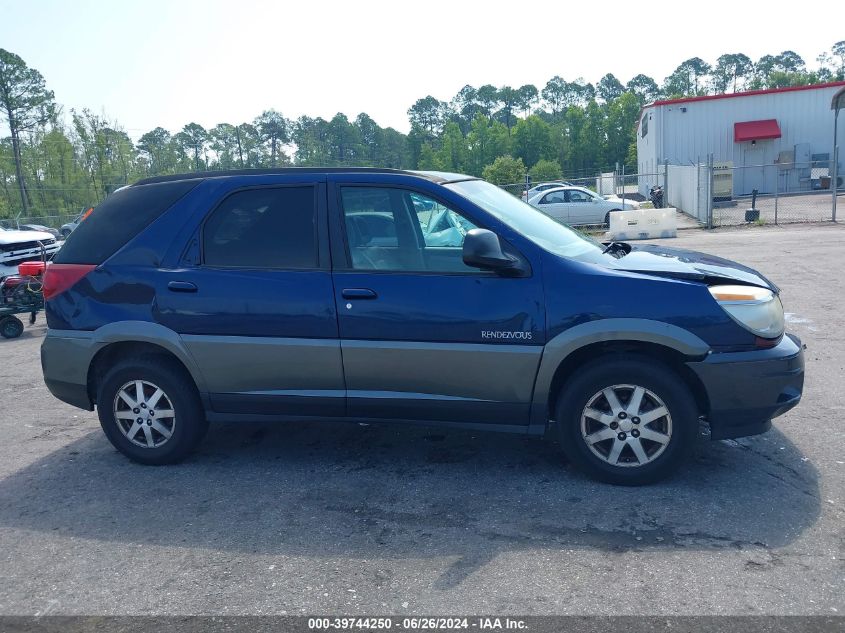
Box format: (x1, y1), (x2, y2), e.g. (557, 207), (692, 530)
(605, 210), (621, 227)
(556, 355), (698, 485)
(96, 356), (208, 464)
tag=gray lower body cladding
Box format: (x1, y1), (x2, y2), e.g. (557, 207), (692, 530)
(41, 326), (805, 442)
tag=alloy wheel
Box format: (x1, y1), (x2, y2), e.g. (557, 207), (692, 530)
(112, 380), (176, 448)
(580, 384), (672, 467)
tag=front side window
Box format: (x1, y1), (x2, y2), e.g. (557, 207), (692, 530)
(567, 190), (593, 203)
(203, 187), (317, 269)
(340, 186), (480, 273)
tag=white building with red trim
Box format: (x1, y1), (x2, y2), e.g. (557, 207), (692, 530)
(636, 81), (845, 197)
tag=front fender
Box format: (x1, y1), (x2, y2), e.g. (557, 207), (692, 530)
(530, 318), (710, 428)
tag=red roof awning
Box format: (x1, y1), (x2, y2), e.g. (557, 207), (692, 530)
(734, 119), (781, 142)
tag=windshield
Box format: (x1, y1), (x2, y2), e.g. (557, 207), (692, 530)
(445, 180), (602, 259)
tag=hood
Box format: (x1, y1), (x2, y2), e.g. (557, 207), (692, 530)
(610, 243), (778, 291)
(0, 229), (55, 245)
(604, 196), (639, 207)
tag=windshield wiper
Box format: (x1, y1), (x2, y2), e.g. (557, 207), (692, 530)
(601, 241), (631, 257)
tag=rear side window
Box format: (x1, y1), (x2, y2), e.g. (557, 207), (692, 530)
(54, 180), (199, 264)
(202, 186), (317, 269)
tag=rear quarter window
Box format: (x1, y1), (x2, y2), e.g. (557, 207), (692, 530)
(54, 180), (200, 264)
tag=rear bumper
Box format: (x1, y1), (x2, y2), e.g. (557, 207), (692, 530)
(686, 333), (804, 440)
(41, 330), (96, 410)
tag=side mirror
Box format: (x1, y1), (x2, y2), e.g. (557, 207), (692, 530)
(462, 229), (522, 275)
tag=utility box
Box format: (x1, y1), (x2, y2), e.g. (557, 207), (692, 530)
(713, 161), (734, 201)
(608, 208), (677, 240)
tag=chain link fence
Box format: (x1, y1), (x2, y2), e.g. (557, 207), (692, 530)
(709, 163), (842, 227)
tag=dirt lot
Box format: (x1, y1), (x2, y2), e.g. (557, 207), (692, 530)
(0, 223), (843, 616)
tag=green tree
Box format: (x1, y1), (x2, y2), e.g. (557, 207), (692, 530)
(529, 158), (561, 182)
(712, 53), (753, 92)
(138, 127), (174, 174)
(450, 85), (480, 133)
(255, 109), (289, 166)
(626, 74), (659, 103)
(0, 49), (56, 214)
(475, 84), (500, 118)
(465, 115), (510, 176)
(605, 93), (641, 169)
(417, 143), (437, 170)
(71, 109), (137, 200)
(597, 73), (624, 102)
(495, 86), (519, 134)
(326, 112), (360, 164)
(407, 96), (449, 140)
(664, 57), (711, 97)
(482, 155), (525, 185)
(512, 115), (555, 169)
(208, 123), (239, 170)
(431, 121), (467, 172)
(541, 76), (569, 116)
(832, 41), (845, 79)
(515, 84), (538, 117)
(175, 123), (208, 170)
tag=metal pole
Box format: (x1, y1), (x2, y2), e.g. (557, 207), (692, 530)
(696, 161), (701, 221)
(621, 164), (625, 210)
(833, 108), (839, 221)
(708, 154), (715, 229)
(773, 165), (779, 225)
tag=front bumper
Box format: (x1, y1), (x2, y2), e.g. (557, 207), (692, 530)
(686, 333), (804, 440)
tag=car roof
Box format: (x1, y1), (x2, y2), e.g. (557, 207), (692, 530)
(528, 185), (596, 202)
(133, 167), (479, 187)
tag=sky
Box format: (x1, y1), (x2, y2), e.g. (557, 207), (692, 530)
(1, 0), (843, 138)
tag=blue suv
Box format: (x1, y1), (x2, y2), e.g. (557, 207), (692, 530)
(40, 168), (804, 484)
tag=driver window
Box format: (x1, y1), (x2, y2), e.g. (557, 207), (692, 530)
(340, 187), (481, 273)
(568, 190), (592, 202)
(410, 193), (478, 248)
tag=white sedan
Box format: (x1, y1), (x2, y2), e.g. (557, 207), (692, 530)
(527, 186), (638, 226)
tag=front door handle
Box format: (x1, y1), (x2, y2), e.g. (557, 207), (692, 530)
(168, 281), (198, 293)
(342, 288), (377, 300)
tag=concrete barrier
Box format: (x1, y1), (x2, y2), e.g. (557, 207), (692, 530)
(608, 208), (677, 240)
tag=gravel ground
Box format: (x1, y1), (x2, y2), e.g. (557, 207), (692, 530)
(0, 223), (843, 616)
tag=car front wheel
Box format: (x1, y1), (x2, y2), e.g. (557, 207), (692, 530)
(556, 355), (698, 485)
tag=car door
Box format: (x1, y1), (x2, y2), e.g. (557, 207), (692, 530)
(535, 190), (569, 223)
(155, 177), (345, 418)
(565, 189), (601, 225)
(329, 181), (544, 427)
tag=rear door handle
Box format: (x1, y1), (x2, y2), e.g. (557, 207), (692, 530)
(168, 281), (198, 293)
(342, 288), (377, 300)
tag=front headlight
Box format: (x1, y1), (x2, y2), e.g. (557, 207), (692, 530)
(709, 284), (784, 338)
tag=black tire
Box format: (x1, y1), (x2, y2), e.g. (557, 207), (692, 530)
(556, 355), (698, 485)
(0, 316), (24, 339)
(604, 211), (611, 227)
(96, 355), (208, 465)
(60, 229), (71, 238)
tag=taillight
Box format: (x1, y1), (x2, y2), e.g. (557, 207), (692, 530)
(42, 263), (96, 300)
